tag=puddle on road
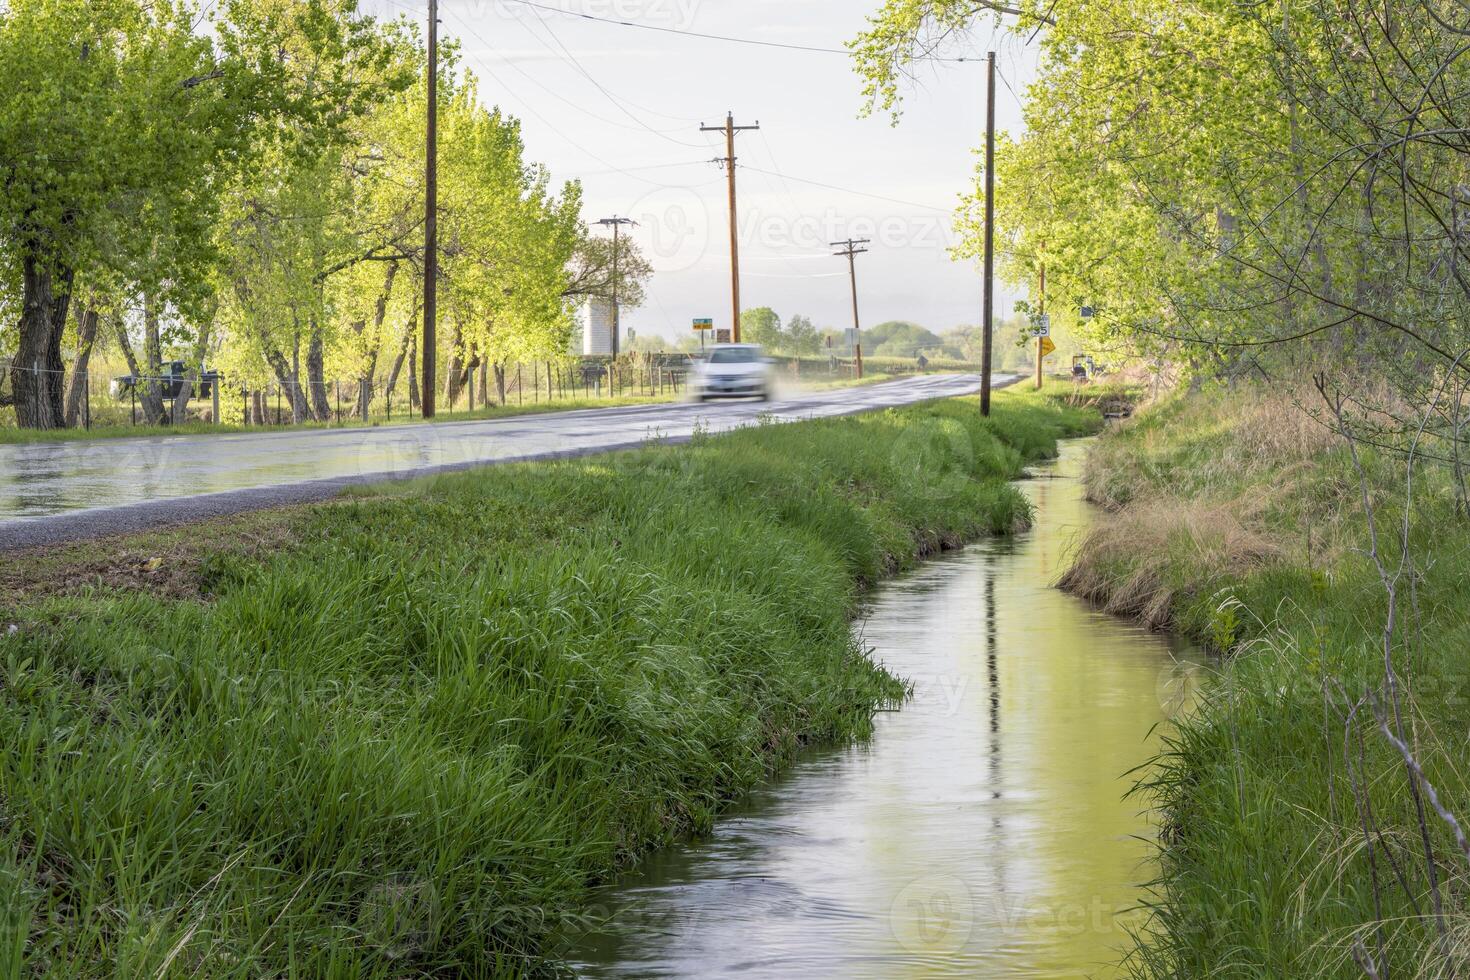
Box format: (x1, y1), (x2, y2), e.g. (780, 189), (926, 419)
(560, 440), (1207, 979)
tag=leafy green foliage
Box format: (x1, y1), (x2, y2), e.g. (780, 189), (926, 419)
(864, 320), (944, 357)
(1, 2), (651, 429)
(739, 306), (783, 348)
(783, 313), (822, 356)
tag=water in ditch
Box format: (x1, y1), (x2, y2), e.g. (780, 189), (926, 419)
(562, 440), (1207, 979)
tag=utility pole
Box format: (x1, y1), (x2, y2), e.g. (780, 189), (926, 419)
(1036, 258), (1046, 390)
(832, 238), (870, 379)
(422, 0), (439, 419)
(594, 217), (638, 358)
(981, 51), (997, 417)
(701, 112), (759, 342)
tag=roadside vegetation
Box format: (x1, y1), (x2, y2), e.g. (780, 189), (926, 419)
(1063, 384), (1470, 977)
(0, 392), (1097, 976)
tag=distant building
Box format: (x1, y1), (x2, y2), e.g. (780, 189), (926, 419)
(579, 297), (615, 356)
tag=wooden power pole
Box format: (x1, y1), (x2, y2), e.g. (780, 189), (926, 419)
(981, 51), (997, 417)
(701, 113), (759, 342)
(832, 238), (870, 379)
(594, 216), (638, 357)
(1036, 259), (1046, 390)
(422, 0), (439, 419)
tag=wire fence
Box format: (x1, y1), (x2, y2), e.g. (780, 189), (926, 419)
(0, 357), (700, 432)
(0, 352), (963, 433)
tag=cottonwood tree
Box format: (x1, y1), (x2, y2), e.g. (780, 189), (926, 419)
(0, 0), (223, 427)
(0, 0), (389, 428)
(212, 12), (415, 422)
(741, 307), (783, 348)
(431, 77), (590, 405)
(855, 0), (1470, 384)
(565, 232), (653, 311)
(785, 314), (822, 356)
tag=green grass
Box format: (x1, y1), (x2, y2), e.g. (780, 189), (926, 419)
(0, 390), (1097, 977)
(1067, 385), (1470, 977)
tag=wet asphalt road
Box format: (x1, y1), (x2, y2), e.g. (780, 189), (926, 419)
(0, 373), (1012, 551)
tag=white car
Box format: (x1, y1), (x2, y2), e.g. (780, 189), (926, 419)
(693, 344), (774, 401)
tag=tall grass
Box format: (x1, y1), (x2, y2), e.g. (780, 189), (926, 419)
(1070, 384), (1470, 977)
(0, 393), (1095, 977)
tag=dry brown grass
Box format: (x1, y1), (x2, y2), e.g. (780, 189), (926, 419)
(1064, 383), (1350, 629)
(1060, 493), (1282, 629)
(1086, 385), (1341, 507)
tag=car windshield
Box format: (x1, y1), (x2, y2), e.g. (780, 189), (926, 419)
(709, 348), (759, 364)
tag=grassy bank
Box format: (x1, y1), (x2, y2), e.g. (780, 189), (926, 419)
(1063, 386), (1470, 977)
(0, 391), (1096, 977)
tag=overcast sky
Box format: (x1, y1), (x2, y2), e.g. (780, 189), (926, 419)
(364, 0), (1038, 344)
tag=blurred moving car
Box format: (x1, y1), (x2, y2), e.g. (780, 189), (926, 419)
(692, 344), (774, 401)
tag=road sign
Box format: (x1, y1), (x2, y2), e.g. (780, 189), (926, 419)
(693, 317), (713, 331)
(715, 328), (732, 344)
(1040, 336), (1057, 358)
(1032, 314), (1051, 338)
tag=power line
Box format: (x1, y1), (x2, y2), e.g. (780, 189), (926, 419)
(737, 164), (957, 215)
(575, 159), (716, 177)
(755, 130), (808, 220)
(491, 5), (703, 124)
(745, 270), (847, 279)
(996, 66), (1025, 111)
(497, 0), (978, 63)
(457, 17), (696, 139)
(517, 4), (709, 148)
(434, 6), (716, 189)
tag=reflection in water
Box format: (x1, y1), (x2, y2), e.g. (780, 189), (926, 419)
(562, 441), (1206, 979)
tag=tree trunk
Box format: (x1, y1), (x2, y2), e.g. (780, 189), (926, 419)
(11, 255), (75, 429)
(443, 316), (467, 407)
(354, 262), (400, 416)
(494, 363), (507, 405)
(384, 323), (414, 406)
(170, 319), (213, 424)
(290, 332), (303, 423)
(307, 318), (331, 421)
(445, 349), (479, 408)
(263, 344), (309, 425)
(408, 333), (421, 410)
(115, 318), (142, 382)
(140, 298), (168, 424)
(64, 303), (100, 428)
